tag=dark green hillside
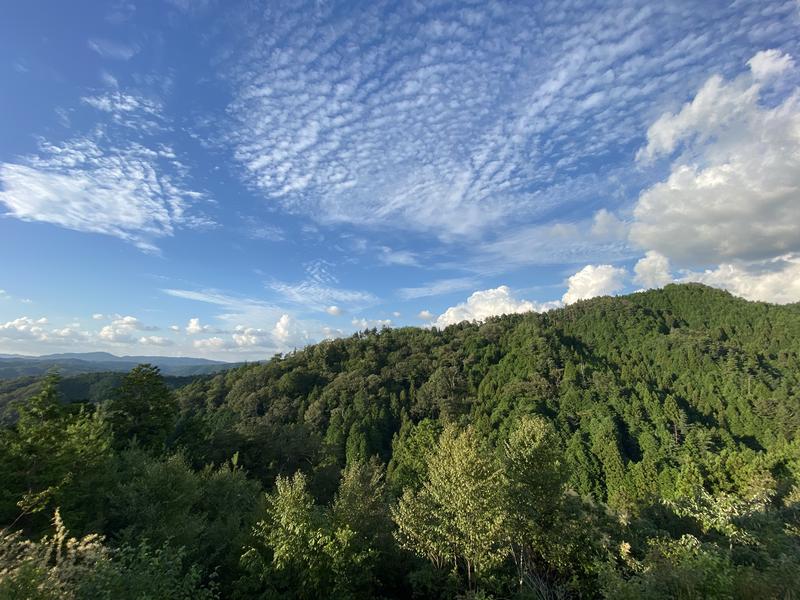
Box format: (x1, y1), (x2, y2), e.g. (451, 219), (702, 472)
(176, 284), (800, 505)
(2, 284), (799, 598)
(0, 371), (209, 421)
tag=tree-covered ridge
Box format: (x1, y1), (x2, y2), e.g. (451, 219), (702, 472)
(1, 283), (799, 598)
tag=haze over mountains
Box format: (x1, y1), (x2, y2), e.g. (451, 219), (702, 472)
(0, 351), (242, 378)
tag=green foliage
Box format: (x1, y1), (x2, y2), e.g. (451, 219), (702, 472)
(386, 417), (442, 495)
(393, 426), (507, 590)
(0, 509), (217, 600)
(240, 471), (375, 599)
(106, 364), (178, 451)
(2, 285), (800, 598)
(108, 448), (261, 581)
(0, 376), (114, 534)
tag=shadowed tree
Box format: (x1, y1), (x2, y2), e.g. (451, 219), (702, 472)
(106, 365), (178, 451)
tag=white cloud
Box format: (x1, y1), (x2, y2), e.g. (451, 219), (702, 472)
(272, 314), (308, 346)
(138, 335), (173, 346)
(270, 280), (378, 311)
(219, 1), (793, 241)
(92, 313), (105, 320)
(81, 92), (163, 132)
(186, 317), (208, 335)
(98, 315), (158, 343)
(163, 288), (285, 333)
(0, 290), (9, 300)
(326, 305), (342, 316)
(81, 92), (160, 116)
(351, 317), (392, 330)
(631, 51), (800, 266)
(474, 218), (634, 273)
(101, 72), (119, 88)
(193, 336), (227, 350)
(747, 49), (794, 81)
(0, 317), (50, 342)
(0, 133), (206, 253)
(378, 247), (419, 267)
(417, 310), (434, 320)
(682, 256), (800, 305)
(562, 265), (627, 304)
(244, 221), (284, 241)
(88, 38), (139, 60)
(633, 251), (673, 289)
(232, 325), (270, 347)
(590, 209), (628, 241)
(399, 277), (478, 300)
(434, 286), (555, 328)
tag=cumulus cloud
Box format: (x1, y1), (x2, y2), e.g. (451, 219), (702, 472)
(99, 315), (157, 343)
(185, 317), (209, 335)
(0, 317), (50, 342)
(747, 49), (794, 81)
(434, 286), (556, 328)
(417, 310), (434, 320)
(634, 251), (673, 289)
(193, 336), (227, 350)
(231, 325), (270, 347)
(562, 265), (627, 304)
(631, 50), (800, 266)
(682, 256), (800, 305)
(272, 314), (302, 345)
(0, 317), (95, 350)
(325, 305), (342, 316)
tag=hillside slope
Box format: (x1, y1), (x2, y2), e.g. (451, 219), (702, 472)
(177, 283), (800, 506)
(3, 283), (799, 598)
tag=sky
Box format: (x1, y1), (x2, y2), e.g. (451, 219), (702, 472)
(1, 0), (799, 361)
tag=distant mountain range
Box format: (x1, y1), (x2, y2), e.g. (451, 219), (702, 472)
(0, 352), (250, 378)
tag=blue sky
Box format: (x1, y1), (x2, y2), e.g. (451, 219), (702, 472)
(1, 0), (799, 360)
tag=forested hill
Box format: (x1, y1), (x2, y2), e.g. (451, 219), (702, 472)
(178, 283), (800, 499)
(2, 283), (799, 598)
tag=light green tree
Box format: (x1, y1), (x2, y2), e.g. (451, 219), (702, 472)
(502, 415), (566, 589)
(241, 471), (371, 599)
(392, 425), (506, 591)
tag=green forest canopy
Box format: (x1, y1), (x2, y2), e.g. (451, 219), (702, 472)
(1, 283), (799, 598)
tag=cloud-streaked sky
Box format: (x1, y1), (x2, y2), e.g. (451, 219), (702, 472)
(1, 0), (799, 360)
